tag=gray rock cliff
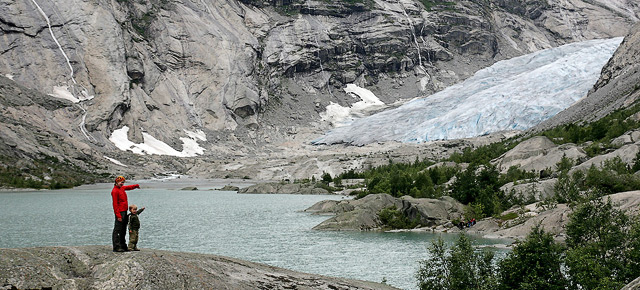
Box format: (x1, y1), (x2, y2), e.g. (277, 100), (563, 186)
(0, 0), (639, 180)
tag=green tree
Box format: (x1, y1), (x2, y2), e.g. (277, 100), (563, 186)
(565, 197), (640, 289)
(417, 235), (497, 290)
(321, 172), (333, 183)
(498, 225), (568, 290)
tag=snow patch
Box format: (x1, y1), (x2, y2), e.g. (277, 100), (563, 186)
(4, 74), (13, 80)
(109, 126), (206, 157)
(103, 156), (127, 167)
(49, 86), (79, 103)
(320, 84), (386, 126)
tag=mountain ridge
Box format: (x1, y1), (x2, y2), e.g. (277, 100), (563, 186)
(0, 0), (639, 181)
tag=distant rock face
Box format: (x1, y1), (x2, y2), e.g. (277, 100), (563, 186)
(0, 0), (638, 169)
(308, 193), (465, 231)
(0, 246), (397, 290)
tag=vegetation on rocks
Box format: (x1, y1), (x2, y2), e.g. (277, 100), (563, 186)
(378, 206), (419, 229)
(541, 103), (640, 156)
(416, 195), (640, 290)
(0, 155), (106, 189)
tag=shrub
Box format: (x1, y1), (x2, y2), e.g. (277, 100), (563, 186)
(378, 206), (418, 229)
(416, 234), (497, 290)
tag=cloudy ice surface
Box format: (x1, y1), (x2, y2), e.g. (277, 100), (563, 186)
(313, 37), (623, 145)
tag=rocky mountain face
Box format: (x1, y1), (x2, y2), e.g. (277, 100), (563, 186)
(0, 0), (639, 179)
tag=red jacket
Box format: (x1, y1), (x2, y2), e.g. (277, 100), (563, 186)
(111, 184), (140, 219)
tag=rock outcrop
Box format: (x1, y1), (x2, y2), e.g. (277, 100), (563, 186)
(0, 246), (397, 290)
(467, 191), (640, 241)
(238, 182), (330, 194)
(496, 136), (587, 173)
(307, 193), (465, 231)
(622, 276), (640, 290)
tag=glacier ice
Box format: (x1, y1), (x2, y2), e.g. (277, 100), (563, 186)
(313, 38), (623, 145)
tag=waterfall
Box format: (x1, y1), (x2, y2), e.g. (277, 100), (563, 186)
(31, 0), (95, 141)
(30, 0), (76, 84)
(398, 0), (423, 69)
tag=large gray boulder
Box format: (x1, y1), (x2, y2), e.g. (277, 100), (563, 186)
(0, 246), (397, 290)
(571, 144), (640, 173)
(496, 136), (586, 173)
(309, 193), (465, 231)
(500, 178), (557, 201)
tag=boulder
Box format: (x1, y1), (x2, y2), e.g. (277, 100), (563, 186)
(571, 144), (640, 173)
(0, 246), (396, 290)
(500, 178), (557, 200)
(218, 185), (240, 191)
(310, 193), (465, 231)
(496, 136), (586, 173)
(401, 196), (466, 227)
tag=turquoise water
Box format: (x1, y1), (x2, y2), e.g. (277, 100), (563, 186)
(0, 180), (509, 289)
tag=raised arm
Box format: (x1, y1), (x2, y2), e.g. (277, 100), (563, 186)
(123, 184), (140, 191)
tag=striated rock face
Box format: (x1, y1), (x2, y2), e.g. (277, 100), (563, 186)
(0, 245), (398, 290)
(0, 0), (638, 172)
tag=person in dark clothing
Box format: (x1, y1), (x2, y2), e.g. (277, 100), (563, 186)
(111, 176), (140, 252)
(127, 204), (145, 251)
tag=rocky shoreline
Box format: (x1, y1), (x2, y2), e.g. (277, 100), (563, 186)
(0, 246), (397, 290)
(303, 191), (640, 243)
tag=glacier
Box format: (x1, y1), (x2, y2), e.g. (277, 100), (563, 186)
(313, 37), (624, 145)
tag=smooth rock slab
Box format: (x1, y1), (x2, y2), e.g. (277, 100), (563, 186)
(0, 246), (398, 290)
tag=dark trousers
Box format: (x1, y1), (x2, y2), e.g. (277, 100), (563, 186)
(112, 211), (128, 250)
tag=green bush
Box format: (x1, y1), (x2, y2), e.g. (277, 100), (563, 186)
(378, 206), (418, 229)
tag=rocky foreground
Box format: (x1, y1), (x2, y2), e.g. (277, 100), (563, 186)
(0, 246), (397, 290)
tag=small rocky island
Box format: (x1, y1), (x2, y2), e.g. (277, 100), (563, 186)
(0, 246), (397, 290)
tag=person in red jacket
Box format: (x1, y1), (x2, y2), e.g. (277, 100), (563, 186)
(111, 176), (140, 252)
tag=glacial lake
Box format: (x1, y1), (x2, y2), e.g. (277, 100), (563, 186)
(0, 179), (511, 290)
